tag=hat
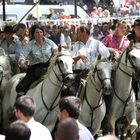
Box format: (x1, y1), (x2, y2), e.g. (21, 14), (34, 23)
(132, 19), (140, 27)
(4, 25), (15, 33)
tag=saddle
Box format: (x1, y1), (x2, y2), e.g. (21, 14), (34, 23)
(77, 79), (87, 102)
(18, 76), (44, 90)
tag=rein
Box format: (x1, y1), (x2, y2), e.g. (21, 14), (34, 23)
(84, 70), (106, 131)
(113, 86), (133, 117)
(41, 81), (64, 124)
(40, 53), (73, 123)
(112, 48), (136, 117)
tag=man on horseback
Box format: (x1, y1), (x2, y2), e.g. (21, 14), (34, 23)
(16, 24), (58, 98)
(61, 25), (110, 97)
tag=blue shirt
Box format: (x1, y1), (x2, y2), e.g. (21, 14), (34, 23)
(1, 37), (21, 63)
(19, 37), (58, 65)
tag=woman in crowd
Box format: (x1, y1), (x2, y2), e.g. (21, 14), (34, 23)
(102, 20), (130, 60)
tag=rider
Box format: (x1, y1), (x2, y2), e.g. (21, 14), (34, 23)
(127, 19), (140, 100)
(16, 24), (58, 98)
(61, 25), (110, 97)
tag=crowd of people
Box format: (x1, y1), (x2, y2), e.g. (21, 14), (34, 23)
(0, 17), (140, 140)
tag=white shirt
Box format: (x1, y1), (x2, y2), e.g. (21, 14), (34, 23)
(77, 121), (94, 140)
(72, 37), (110, 70)
(27, 118), (52, 140)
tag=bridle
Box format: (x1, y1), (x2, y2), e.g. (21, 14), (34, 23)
(84, 62), (112, 131)
(40, 54), (73, 123)
(49, 54), (73, 86)
(113, 47), (140, 116)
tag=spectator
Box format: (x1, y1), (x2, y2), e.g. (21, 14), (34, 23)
(92, 25), (103, 40)
(57, 96), (94, 140)
(89, 6), (98, 18)
(87, 21), (93, 36)
(102, 20), (129, 60)
(14, 23), (27, 39)
(55, 118), (79, 140)
(48, 25), (60, 45)
(19, 35), (29, 47)
(102, 9), (110, 21)
(48, 8), (58, 20)
(5, 120), (31, 140)
(60, 27), (72, 51)
(101, 22), (112, 39)
(14, 95), (52, 140)
(97, 7), (103, 18)
(1, 25), (21, 74)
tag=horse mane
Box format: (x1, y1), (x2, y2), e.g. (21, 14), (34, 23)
(0, 48), (6, 56)
(42, 48), (71, 79)
(90, 57), (110, 72)
(42, 55), (57, 79)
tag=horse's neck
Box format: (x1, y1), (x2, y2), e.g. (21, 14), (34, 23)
(38, 70), (62, 106)
(45, 69), (62, 88)
(86, 72), (103, 105)
(88, 72), (102, 89)
(114, 63), (132, 93)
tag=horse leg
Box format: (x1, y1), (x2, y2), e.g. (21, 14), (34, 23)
(107, 114), (117, 135)
(127, 111), (138, 135)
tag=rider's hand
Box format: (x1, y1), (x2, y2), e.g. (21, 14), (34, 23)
(18, 60), (29, 70)
(80, 55), (88, 63)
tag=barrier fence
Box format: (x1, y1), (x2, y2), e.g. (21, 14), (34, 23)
(0, 15), (140, 29)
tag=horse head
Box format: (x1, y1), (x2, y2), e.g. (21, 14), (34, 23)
(52, 47), (74, 87)
(127, 42), (140, 78)
(92, 59), (112, 95)
(0, 48), (12, 85)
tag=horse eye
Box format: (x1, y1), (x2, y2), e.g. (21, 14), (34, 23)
(0, 71), (3, 75)
(59, 60), (63, 64)
(131, 55), (136, 60)
(97, 69), (102, 74)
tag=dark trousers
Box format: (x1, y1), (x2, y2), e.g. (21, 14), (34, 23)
(16, 62), (49, 93)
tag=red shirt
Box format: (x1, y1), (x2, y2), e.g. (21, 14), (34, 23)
(102, 33), (130, 51)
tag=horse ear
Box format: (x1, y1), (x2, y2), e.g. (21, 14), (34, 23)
(90, 56), (99, 71)
(0, 48), (6, 56)
(129, 40), (134, 49)
(58, 45), (62, 52)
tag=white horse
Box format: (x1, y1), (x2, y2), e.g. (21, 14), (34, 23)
(0, 48), (12, 131)
(2, 48), (74, 131)
(106, 42), (140, 136)
(78, 59), (112, 136)
(0, 48), (12, 87)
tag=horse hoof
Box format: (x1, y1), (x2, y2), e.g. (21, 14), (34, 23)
(130, 125), (138, 134)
